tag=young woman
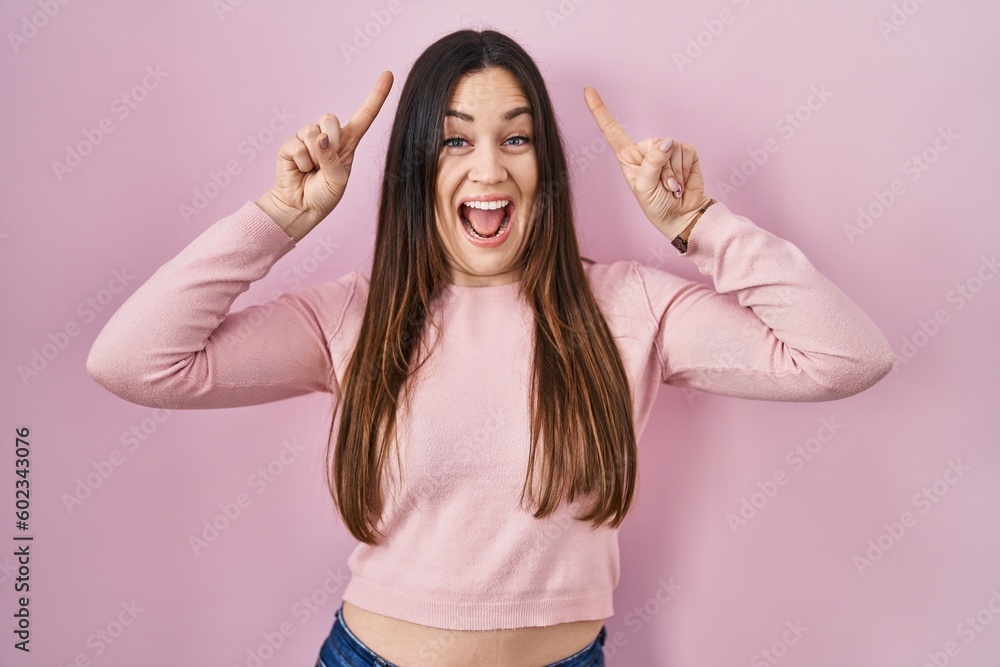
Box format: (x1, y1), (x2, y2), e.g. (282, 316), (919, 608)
(87, 29), (894, 667)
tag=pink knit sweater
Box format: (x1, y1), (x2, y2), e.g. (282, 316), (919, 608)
(86, 200), (894, 630)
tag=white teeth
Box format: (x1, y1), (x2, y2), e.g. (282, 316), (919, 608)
(463, 200), (510, 210)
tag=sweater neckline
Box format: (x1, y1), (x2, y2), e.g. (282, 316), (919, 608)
(443, 280), (521, 298)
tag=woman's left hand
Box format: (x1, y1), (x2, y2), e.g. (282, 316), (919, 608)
(584, 86), (710, 239)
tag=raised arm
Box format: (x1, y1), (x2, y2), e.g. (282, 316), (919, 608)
(584, 85), (893, 401)
(637, 201), (895, 401)
(85, 203), (363, 408)
(87, 72), (393, 408)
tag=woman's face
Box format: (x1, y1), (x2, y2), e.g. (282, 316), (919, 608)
(434, 67), (538, 287)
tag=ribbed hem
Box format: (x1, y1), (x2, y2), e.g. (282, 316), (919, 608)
(683, 197), (732, 259)
(230, 200), (298, 257)
(342, 575), (613, 630)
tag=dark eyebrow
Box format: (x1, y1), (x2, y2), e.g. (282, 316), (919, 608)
(445, 106), (532, 122)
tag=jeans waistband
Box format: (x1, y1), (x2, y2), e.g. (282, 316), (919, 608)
(319, 604), (607, 667)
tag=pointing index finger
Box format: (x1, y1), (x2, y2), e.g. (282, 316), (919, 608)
(584, 86), (633, 155)
(341, 70), (394, 152)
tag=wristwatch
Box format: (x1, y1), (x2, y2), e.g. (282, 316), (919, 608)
(671, 198), (716, 254)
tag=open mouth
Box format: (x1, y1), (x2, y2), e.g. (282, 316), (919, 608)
(458, 200), (513, 244)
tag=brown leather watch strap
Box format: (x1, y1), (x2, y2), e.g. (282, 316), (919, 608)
(671, 198), (716, 254)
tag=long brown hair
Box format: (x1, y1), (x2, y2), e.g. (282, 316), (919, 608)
(326, 29), (637, 545)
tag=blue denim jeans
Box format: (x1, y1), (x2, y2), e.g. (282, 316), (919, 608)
(316, 603), (607, 666)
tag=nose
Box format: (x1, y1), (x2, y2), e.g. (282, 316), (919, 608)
(468, 144), (507, 184)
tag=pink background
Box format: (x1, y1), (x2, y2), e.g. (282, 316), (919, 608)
(3, 0), (999, 665)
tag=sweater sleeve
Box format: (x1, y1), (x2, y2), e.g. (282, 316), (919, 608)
(634, 200), (895, 401)
(86, 201), (357, 409)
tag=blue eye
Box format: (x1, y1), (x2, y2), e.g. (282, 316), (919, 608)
(442, 134), (532, 148)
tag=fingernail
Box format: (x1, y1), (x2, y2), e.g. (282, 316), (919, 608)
(319, 134), (329, 149)
(667, 177), (682, 197)
(659, 137), (673, 152)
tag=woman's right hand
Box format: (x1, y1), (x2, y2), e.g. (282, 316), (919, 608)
(256, 70), (394, 242)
